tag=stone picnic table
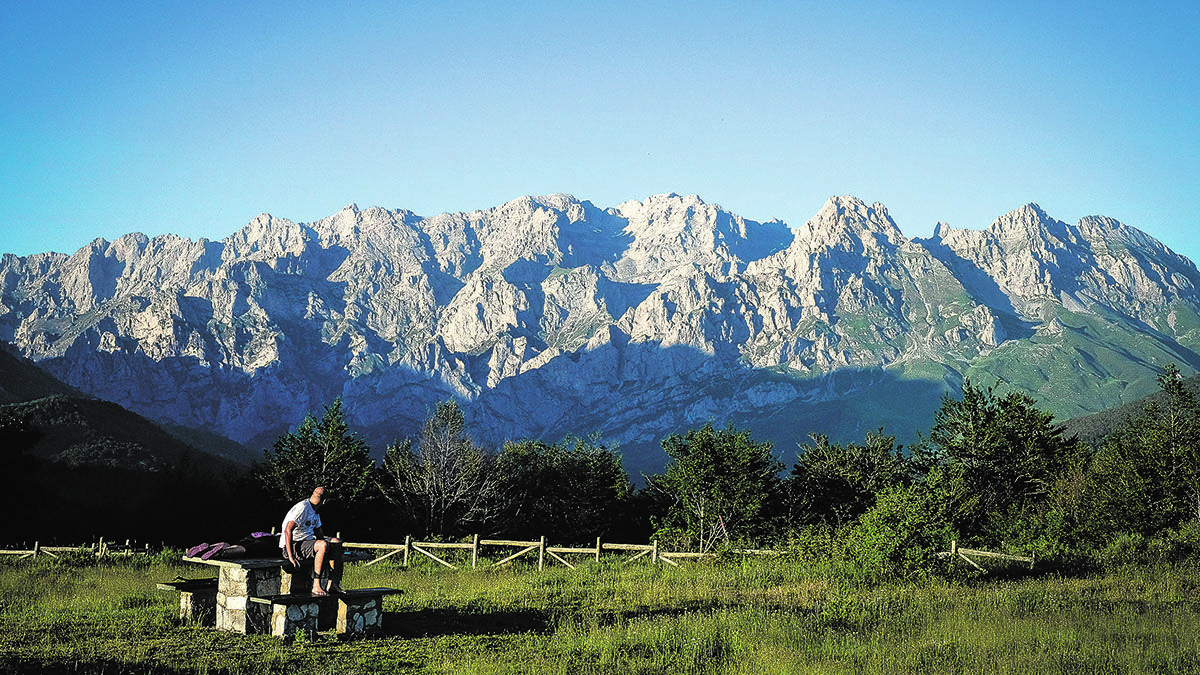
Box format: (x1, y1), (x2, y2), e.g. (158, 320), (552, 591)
(158, 556), (400, 639)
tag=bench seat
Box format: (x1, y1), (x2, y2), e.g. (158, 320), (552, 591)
(250, 587), (402, 639)
(157, 578), (218, 625)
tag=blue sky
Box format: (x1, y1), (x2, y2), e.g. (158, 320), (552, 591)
(2, 1), (1198, 262)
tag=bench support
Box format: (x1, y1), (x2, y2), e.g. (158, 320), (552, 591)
(338, 593), (385, 637)
(157, 579), (217, 626)
(251, 588), (400, 640)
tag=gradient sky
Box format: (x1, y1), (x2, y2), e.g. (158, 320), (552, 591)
(2, 1), (1198, 262)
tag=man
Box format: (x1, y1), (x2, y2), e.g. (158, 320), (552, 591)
(279, 486), (345, 596)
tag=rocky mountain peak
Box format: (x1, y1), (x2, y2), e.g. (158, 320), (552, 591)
(788, 195), (907, 256)
(986, 203), (1078, 248)
(224, 213), (311, 262)
(611, 193), (789, 280)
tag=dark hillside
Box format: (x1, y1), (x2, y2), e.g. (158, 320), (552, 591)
(1062, 372), (1200, 446)
(162, 421), (261, 465)
(0, 342), (83, 402)
(2, 339), (257, 462)
(0, 346), (266, 544)
(2, 394), (264, 544)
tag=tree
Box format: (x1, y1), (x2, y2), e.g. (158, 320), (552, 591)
(915, 379), (1084, 546)
(1085, 364), (1200, 537)
(253, 398), (375, 506)
(786, 429), (907, 529)
(648, 422), (784, 552)
(379, 400), (499, 538)
(493, 435), (632, 541)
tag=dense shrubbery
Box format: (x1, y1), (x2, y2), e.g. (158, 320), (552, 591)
(249, 364), (1200, 577)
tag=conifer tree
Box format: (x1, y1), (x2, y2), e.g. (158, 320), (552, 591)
(254, 397), (375, 505)
(1085, 364), (1200, 536)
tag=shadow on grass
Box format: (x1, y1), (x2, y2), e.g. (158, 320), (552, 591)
(383, 608), (554, 638)
(382, 599), (774, 639)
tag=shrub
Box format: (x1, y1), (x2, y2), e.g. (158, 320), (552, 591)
(842, 485), (952, 583)
(1100, 531), (1149, 568)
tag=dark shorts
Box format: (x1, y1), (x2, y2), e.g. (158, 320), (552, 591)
(294, 537), (337, 562)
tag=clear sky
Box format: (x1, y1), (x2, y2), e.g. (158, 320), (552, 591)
(2, 1), (1198, 262)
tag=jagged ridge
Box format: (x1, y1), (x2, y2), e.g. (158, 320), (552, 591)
(3, 193), (1199, 473)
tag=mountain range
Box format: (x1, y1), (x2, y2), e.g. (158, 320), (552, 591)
(3, 193), (1198, 474)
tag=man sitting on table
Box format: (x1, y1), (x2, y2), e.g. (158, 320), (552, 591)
(280, 486), (345, 596)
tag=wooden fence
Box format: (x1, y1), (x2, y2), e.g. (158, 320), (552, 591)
(0, 538), (153, 559)
(0, 532), (777, 569)
(340, 535), (781, 570)
(935, 540), (1035, 571)
(1, 535), (1034, 573)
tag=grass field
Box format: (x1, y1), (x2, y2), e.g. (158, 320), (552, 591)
(2, 551), (1199, 674)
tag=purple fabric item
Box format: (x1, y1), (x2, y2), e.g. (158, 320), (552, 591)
(186, 543), (209, 557)
(199, 542), (229, 560)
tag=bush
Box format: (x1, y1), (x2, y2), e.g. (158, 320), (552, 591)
(841, 485), (952, 583)
(1100, 521), (1200, 569)
(784, 525), (840, 561)
(1100, 531), (1149, 568)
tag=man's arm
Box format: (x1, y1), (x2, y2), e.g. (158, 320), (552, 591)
(283, 520), (297, 564)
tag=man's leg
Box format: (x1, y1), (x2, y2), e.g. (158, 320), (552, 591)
(326, 537), (344, 593)
(310, 540), (329, 595)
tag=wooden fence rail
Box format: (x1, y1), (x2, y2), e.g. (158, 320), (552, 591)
(0, 538), (153, 559)
(341, 535), (782, 571)
(935, 540), (1035, 571)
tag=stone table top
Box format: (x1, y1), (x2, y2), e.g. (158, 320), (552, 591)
(182, 556), (290, 569)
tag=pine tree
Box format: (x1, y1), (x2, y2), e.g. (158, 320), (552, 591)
(253, 398), (375, 505)
(1085, 364), (1200, 536)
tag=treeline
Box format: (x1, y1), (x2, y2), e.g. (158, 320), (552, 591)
(248, 363), (1200, 577)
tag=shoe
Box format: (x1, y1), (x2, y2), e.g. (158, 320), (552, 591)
(200, 542), (229, 560)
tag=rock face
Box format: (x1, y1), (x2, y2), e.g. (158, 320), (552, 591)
(3, 193), (1199, 473)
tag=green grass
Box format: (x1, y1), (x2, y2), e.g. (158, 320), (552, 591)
(2, 552), (1199, 674)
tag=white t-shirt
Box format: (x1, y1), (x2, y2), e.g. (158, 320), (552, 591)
(279, 499), (322, 549)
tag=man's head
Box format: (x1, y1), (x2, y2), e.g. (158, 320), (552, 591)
(309, 486), (327, 509)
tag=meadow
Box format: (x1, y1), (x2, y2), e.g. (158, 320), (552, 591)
(2, 551), (1199, 674)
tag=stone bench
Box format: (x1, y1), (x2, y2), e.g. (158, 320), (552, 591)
(250, 587), (402, 640)
(157, 578), (218, 625)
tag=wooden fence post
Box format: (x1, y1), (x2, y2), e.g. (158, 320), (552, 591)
(651, 539), (658, 564)
(403, 535), (411, 567)
(950, 540), (957, 556)
(472, 534), (480, 568)
(595, 537), (602, 563)
(32, 542), (39, 559)
(538, 536), (546, 571)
